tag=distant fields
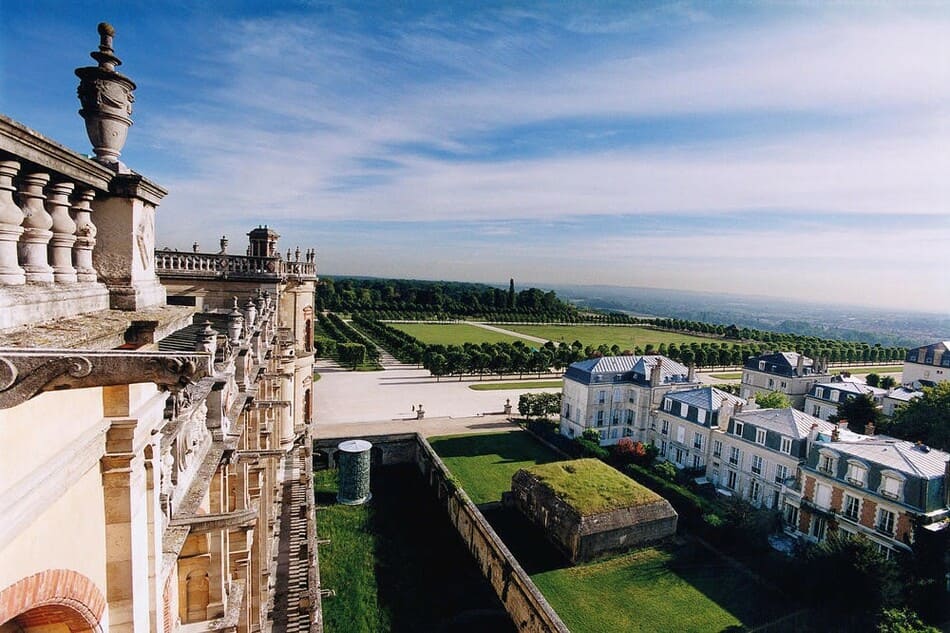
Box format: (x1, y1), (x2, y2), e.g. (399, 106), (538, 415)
(497, 324), (712, 348)
(389, 323), (531, 346)
(428, 431), (563, 504)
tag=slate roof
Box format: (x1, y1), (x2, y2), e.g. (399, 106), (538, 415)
(564, 355), (691, 386)
(667, 386), (746, 412)
(905, 341), (950, 366)
(747, 351), (813, 370)
(816, 437), (950, 479)
(885, 387), (923, 402)
(733, 407), (834, 440)
(809, 379), (887, 400)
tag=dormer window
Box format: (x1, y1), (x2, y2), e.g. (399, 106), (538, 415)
(734, 421), (744, 437)
(879, 471), (905, 500)
(663, 398), (672, 412)
(679, 402), (688, 417)
(697, 409), (706, 424)
(846, 460), (867, 487)
(817, 449), (838, 475)
(758, 361), (766, 371)
(755, 428), (766, 445)
(780, 437), (792, 454)
(830, 390), (839, 402)
(814, 387), (824, 399)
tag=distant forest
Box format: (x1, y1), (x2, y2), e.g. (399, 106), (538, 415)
(315, 277), (909, 362)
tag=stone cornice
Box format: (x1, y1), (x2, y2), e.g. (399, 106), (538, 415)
(0, 114), (114, 191)
(109, 172), (168, 205)
(0, 349), (213, 409)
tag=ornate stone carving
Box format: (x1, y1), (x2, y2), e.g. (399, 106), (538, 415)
(75, 23), (136, 171)
(135, 207), (154, 270)
(0, 161), (25, 285)
(0, 350), (212, 409)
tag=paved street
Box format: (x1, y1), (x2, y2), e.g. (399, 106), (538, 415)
(311, 358), (560, 432)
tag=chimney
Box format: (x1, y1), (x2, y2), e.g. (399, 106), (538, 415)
(796, 354), (805, 377)
(687, 363), (696, 383)
(831, 425), (840, 442)
(719, 401), (734, 426)
(865, 422), (875, 436)
(807, 423), (820, 444)
(650, 361), (662, 387)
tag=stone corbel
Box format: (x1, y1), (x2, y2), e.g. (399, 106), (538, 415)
(0, 349), (212, 409)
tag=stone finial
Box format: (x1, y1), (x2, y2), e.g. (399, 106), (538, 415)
(228, 301), (244, 345)
(75, 23), (136, 171)
(219, 235), (228, 254)
(192, 241), (199, 253)
(195, 321), (218, 355)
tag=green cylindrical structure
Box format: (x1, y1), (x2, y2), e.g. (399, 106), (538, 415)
(337, 439), (372, 505)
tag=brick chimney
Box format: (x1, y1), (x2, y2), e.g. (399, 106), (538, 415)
(807, 422), (820, 444)
(865, 422), (875, 436)
(687, 363), (696, 383)
(796, 353), (805, 377)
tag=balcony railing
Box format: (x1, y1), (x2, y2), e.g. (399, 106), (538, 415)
(155, 251), (316, 281)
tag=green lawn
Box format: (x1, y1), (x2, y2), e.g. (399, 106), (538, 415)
(501, 324), (713, 349)
(428, 431), (563, 504)
(708, 371), (742, 379)
(390, 322), (533, 346)
(313, 469), (388, 632)
(832, 365), (903, 375)
(532, 543), (792, 633)
(468, 380), (562, 391)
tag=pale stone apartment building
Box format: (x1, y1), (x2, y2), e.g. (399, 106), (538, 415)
(559, 355), (699, 445)
(0, 25), (319, 633)
(740, 351), (828, 409)
(903, 341), (950, 387)
(803, 377), (886, 421)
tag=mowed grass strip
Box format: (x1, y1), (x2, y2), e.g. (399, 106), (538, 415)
(468, 380), (562, 391)
(390, 322), (533, 345)
(428, 430), (563, 504)
(313, 470), (388, 633)
(501, 324), (713, 349)
(708, 372), (742, 379)
(832, 365), (903, 375)
(532, 543), (789, 633)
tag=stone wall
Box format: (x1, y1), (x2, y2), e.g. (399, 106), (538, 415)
(313, 433), (569, 633)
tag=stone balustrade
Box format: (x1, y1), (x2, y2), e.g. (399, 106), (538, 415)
(155, 250), (317, 281)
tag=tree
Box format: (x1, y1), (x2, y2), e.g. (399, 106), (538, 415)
(829, 392), (883, 434)
(581, 427), (600, 443)
(338, 342), (366, 370)
(802, 533), (903, 630)
(754, 391), (792, 409)
(877, 608), (939, 633)
(880, 375), (897, 389)
(883, 382), (950, 451)
(507, 278), (516, 309)
(866, 373), (881, 387)
(652, 460), (677, 481)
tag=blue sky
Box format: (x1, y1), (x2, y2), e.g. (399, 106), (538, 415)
(2, 1), (949, 312)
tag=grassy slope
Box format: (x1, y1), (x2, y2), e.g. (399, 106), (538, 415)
(428, 431), (563, 504)
(532, 544), (788, 633)
(502, 324), (712, 348)
(524, 459), (660, 515)
(390, 322), (533, 345)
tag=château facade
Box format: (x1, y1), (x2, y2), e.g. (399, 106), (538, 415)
(0, 24), (319, 633)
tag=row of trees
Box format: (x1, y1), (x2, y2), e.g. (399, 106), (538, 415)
(314, 313), (381, 370)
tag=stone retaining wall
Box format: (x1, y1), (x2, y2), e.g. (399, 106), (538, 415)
(313, 432), (569, 633)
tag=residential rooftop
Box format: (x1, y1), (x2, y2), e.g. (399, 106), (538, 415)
(733, 407), (834, 440)
(519, 459), (662, 516)
(667, 386), (746, 411)
(814, 437), (950, 479)
(564, 354), (691, 386)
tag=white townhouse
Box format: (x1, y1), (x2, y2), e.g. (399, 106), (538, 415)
(741, 351), (828, 409)
(903, 341), (950, 387)
(560, 355), (699, 445)
(713, 408), (835, 512)
(804, 377), (886, 421)
(649, 387), (746, 471)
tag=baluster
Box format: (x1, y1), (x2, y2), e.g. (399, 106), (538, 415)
(0, 161), (26, 285)
(17, 172), (54, 283)
(71, 188), (98, 282)
(47, 181), (77, 283)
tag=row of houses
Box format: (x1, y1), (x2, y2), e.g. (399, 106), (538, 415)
(559, 351), (950, 558)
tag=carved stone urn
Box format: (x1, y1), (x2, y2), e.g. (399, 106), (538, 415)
(75, 23), (136, 171)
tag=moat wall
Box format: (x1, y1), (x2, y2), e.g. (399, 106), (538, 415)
(313, 433), (569, 633)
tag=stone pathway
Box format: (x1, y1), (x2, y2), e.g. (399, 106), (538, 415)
(313, 413), (520, 440)
(270, 448), (315, 632)
(469, 322), (549, 344)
